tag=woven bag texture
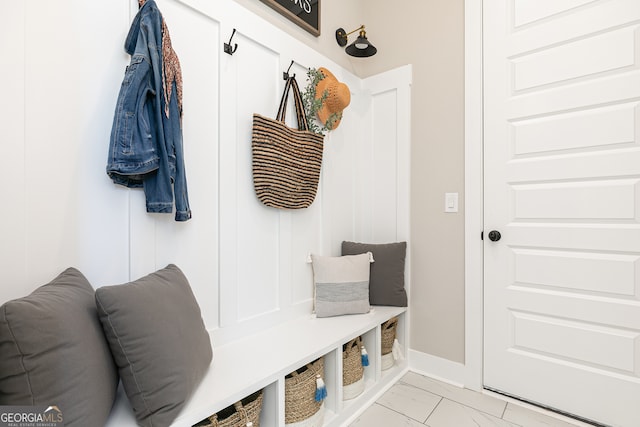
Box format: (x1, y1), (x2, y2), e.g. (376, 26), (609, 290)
(284, 357), (324, 424)
(381, 317), (398, 356)
(252, 77), (324, 209)
(193, 389), (263, 427)
(342, 337), (364, 386)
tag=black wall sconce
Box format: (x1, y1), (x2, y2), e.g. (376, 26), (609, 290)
(335, 25), (377, 57)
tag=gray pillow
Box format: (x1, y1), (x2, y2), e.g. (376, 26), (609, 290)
(342, 241), (408, 307)
(95, 264), (212, 427)
(311, 253), (371, 318)
(0, 268), (118, 427)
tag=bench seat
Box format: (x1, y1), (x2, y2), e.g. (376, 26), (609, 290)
(105, 306), (407, 427)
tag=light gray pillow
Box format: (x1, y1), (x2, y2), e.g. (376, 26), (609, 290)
(311, 253), (371, 318)
(0, 268), (118, 427)
(342, 241), (408, 307)
(95, 264), (212, 427)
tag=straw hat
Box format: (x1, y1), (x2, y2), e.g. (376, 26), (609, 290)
(315, 67), (351, 129)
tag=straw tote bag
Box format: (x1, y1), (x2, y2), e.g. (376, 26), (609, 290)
(252, 76), (324, 209)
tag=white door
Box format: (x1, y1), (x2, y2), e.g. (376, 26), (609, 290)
(483, 1), (640, 426)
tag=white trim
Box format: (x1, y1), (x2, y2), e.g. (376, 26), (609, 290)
(409, 349), (465, 387)
(464, 0), (484, 392)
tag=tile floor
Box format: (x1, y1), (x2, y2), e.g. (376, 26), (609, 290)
(349, 372), (598, 427)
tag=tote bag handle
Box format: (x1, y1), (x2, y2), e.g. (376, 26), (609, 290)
(275, 76), (311, 132)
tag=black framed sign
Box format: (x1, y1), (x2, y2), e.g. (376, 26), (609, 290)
(260, 0), (320, 36)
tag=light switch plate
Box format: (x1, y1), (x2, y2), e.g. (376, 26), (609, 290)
(445, 192), (458, 213)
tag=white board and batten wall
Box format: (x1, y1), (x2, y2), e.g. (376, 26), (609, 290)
(1, 0), (411, 352)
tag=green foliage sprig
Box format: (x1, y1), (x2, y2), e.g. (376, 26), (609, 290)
(301, 68), (342, 135)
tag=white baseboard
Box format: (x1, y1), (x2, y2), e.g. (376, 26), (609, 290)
(408, 349), (466, 388)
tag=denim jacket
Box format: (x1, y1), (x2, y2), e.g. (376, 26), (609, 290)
(107, 0), (191, 221)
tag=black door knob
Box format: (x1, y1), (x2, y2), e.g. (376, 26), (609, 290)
(488, 230), (501, 242)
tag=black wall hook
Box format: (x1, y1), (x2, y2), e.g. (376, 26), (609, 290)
(283, 60), (295, 80)
(224, 29), (238, 55)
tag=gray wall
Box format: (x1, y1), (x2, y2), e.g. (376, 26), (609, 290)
(232, 0), (467, 363)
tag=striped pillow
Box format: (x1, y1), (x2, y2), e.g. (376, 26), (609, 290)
(311, 253), (371, 318)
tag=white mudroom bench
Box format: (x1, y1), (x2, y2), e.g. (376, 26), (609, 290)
(105, 306), (408, 427)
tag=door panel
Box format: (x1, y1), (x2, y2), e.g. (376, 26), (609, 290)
(513, 0), (598, 28)
(513, 248), (639, 297)
(483, 1), (640, 425)
(512, 102), (639, 156)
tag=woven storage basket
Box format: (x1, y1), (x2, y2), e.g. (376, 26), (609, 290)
(381, 352), (394, 371)
(381, 317), (398, 356)
(285, 357), (325, 427)
(343, 336), (365, 400)
(381, 317), (398, 370)
(193, 389), (263, 427)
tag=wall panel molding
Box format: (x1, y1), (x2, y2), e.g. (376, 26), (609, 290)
(1, 0), (411, 350)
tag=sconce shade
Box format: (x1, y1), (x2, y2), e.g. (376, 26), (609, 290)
(346, 34), (377, 57)
(335, 26), (377, 58)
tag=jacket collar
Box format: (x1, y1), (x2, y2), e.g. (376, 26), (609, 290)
(124, 0), (155, 55)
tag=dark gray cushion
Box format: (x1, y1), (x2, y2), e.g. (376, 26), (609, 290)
(95, 264), (212, 427)
(0, 268), (118, 427)
(342, 241), (408, 307)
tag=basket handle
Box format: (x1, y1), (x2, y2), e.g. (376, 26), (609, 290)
(344, 337), (361, 356)
(384, 317), (398, 330)
(233, 401), (253, 427)
(288, 358), (321, 378)
(288, 362), (313, 377)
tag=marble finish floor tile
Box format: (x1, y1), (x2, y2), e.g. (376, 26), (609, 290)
(400, 371), (507, 417)
(353, 372), (592, 427)
(503, 402), (597, 427)
(349, 402), (426, 427)
(425, 399), (519, 427)
(376, 382), (441, 423)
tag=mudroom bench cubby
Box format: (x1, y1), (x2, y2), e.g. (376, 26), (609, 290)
(105, 307), (408, 427)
